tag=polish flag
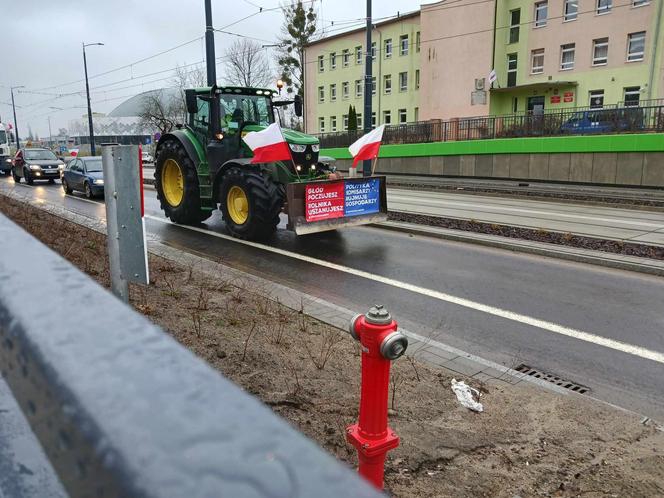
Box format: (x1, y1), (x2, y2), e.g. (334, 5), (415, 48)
(242, 123), (293, 164)
(348, 125), (385, 168)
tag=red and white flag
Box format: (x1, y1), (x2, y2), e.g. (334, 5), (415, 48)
(242, 123), (292, 164)
(348, 124), (385, 167)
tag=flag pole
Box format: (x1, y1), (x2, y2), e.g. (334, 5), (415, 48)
(371, 156), (379, 176)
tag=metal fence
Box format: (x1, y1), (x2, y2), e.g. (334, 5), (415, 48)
(0, 212), (380, 498)
(316, 100), (664, 148)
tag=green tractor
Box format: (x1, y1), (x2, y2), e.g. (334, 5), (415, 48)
(154, 85), (387, 240)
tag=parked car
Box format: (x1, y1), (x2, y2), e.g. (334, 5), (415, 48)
(141, 151), (154, 164)
(560, 108), (644, 134)
(61, 156), (104, 198)
(12, 148), (65, 184)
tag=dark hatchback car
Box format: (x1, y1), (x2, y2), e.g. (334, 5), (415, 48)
(12, 148), (65, 184)
(61, 156), (104, 198)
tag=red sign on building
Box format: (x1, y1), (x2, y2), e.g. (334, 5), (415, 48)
(305, 182), (345, 222)
(563, 91), (574, 103)
(551, 95), (561, 104)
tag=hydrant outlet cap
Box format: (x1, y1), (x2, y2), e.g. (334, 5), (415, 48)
(380, 332), (408, 360)
(365, 304), (392, 325)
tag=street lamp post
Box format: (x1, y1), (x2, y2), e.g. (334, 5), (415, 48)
(363, 0), (373, 176)
(83, 42), (104, 156)
(10, 85), (24, 151)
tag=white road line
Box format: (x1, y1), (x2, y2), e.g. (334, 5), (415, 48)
(387, 195), (664, 229)
(145, 214), (664, 366)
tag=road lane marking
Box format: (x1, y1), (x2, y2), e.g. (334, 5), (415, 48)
(145, 214), (664, 366)
(387, 195), (664, 229)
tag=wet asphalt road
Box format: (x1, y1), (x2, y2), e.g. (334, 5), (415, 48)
(3, 176), (664, 420)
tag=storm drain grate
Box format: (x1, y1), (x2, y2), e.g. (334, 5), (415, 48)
(515, 364), (590, 394)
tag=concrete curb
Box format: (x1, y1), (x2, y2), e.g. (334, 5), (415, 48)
(375, 220), (664, 277)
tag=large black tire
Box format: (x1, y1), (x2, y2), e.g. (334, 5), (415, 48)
(11, 169), (20, 183)
(155, 140), (212, 224)
(24, 169), (34, 185)
(219, 167), (284, 241)
(62, 179), (73, 194)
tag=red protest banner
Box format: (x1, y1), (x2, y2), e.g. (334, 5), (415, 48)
(305, 182), (345, 222)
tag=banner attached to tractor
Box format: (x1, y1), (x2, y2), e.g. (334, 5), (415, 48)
(287, 176), (388, 235)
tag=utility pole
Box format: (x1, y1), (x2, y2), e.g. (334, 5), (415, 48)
(83, 42), (104, 156)
(47, 116), (53, 147)
(362, 0), (373, 176)
(204, 0), (217, 86)
(10, 86), (24, 151)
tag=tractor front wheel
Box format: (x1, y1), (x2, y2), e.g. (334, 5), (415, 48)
(219, 167), (284, 241)
(155, 140), (212, 225)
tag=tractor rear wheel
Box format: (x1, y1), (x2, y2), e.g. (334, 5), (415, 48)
(219, 167), (284, 241)
(155, 140), (212, 225)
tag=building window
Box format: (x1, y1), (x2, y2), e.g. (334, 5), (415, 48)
(355, 79), (363, 97)
(633, 0), (649, 6)
(400, 35), (409, 56)
(597, 0), (612, 14)
(383, 110), (391, 125)
(589, 90), (605, 109)
(330, 52), (336, 70)
(531, 49), (544, 74)
(342, 49), (350, 67)
(318, 117), (325, 133)
(398, 109), (407, 124)
(415, 69), (420, 89)
(535, 1), (548, 27)
(592, 38), (609, 66)
(509, 9), (520, 43)
(564, 0), (578, 20)
(371, 112), (376, 127)
(357, 114), (362, 129)
(371, 42), (376, 61)
(371, 77), (376, 95)
(342, 81), (350, 99)
(416, 32), (421, 52)
(318, 86), (324, 103)
(343, 114), (349, 130)
(399, 72), (408, 91)
(414, 107), (419, 121)
(627, 32), (646, 61)
(507, 53), (518, 87)
(330, 116), (337, 132)
(384, 74), (392, 95)
(512, 97), (518, 113)
(330, 84), (337, 101)
(384, 39), (392, 58)
(318, 56), (324, 72)
(560, 43), (575, 70)
(356, 46), (362, 64)
(624, 86), (641, 107)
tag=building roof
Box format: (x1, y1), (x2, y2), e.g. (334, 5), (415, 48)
(305, 10), (420, 47)
(108, 88), (182, 117)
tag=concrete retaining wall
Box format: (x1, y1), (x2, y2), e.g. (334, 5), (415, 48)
(332, 152), (664, 187)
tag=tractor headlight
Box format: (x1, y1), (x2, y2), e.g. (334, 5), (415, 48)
(29, 164), (41, 171)
(311, 144), (320, 152)
(93, 179), (104, 185)
(58, 163), (65, 170)
(289, 144), (306, 153)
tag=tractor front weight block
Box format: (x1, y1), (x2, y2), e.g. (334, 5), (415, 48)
(285, 176), (388, 235)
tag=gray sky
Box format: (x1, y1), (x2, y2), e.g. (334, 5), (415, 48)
(1, 0), (423, 138)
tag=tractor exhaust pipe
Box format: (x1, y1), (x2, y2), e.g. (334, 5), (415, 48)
(204, 0), (217, 86)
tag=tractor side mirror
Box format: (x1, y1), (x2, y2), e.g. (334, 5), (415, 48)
(185, 89), (198, 115)
(294, 94), (303, 118)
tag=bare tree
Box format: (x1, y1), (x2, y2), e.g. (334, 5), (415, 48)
(138, 64), (206, 134)
(223, 39), (273, 88)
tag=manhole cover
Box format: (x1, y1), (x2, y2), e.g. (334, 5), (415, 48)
(515, 364), (590, 394)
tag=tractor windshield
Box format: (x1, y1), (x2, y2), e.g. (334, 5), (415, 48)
(220, 94), (274, 130)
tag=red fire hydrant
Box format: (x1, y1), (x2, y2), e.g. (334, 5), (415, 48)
(346, 305), (408, 490)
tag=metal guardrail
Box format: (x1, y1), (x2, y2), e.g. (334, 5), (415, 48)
(316, 101), (664, 148)
(0, 212), (380, 498)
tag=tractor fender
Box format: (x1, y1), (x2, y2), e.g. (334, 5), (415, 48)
(156, 130), (205, 168)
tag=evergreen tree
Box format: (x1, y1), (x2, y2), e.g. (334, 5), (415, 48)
(348, 105), (358, 131)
